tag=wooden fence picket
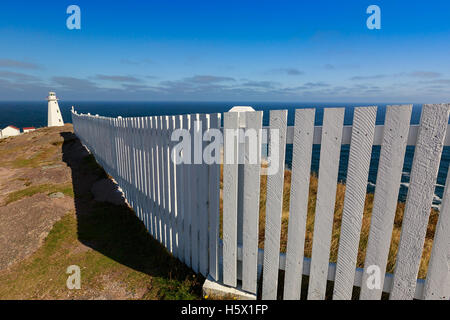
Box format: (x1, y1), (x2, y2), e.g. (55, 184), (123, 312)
(283, 108), (315, 300)
(174, 115), (185, 263)
(308, 108), (345, 300)
(123, 118), (130, 207)
(115, 118), (122, 192)
(207, 113), (221, 281)
(242, 111), (263, 294)
(199, 114), (210, 277)
(183, 114), (192, 267)
(190, 114), (200, 273)
(162, 116), (171, 251)
(223, 111), (240, 287)
(128, 117), (135, 210)
(333, 106), (377, 300)
(424, 165), (450, 300)
(147, 117), (156, 238)
(360, 105), (412, 300)
(131, 118), (138, 213)
(167, 116), (177, 256)
(154, 116), (163, 243)
(136, 117), (144, 223)
(118, 118), (126, 202)
(140, 117), (148, 228)
(390, 104), (449, 300)
(262, 109), (288, 300)
(144, 117), (154, 236)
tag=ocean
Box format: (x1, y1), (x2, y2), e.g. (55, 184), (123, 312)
(1, 101), (449, 208)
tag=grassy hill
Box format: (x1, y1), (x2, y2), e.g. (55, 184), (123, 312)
(0, 125), (202, 300)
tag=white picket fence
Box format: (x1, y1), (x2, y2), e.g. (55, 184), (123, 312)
(71, 104), (450, 300)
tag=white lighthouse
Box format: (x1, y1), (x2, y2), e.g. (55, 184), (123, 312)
(47, 91), (64, 127)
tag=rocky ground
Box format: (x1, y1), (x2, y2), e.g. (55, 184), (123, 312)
(0, 125), (202, 300)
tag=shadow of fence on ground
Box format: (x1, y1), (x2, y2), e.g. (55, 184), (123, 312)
(59, 131), (203, 297)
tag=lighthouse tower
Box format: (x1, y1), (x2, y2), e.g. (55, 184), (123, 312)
(47, 91), (64, 127)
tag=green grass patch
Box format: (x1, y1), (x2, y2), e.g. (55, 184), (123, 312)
(0, 201), (202, 299)
(4, 183), (74, 205)
(9, 147), (56, 168)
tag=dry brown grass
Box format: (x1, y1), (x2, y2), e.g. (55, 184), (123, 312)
(220, 166), (439, 279)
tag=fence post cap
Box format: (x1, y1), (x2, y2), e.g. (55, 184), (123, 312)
(228, 106), (254, 113)
(228, 106), (255, 127)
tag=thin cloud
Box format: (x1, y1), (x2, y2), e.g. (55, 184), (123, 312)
(282, 68), (304, 75)
(95, 74), (142, 83)
(408, 71), (442, 79)
(182, 75), (235, 84)
(7, 70), (445, 102)
(303, 82), (330, 88)
(241, 80), (278, 88)
(0, 71), (39, 81)
(120, 58), (153, 65)
(121, 83), (162, 92)
(270, 68), (304, 76)
(0, 58), (40, 69)
(52, 76), (98, 90)
(350, 74), (387, 81)
(158, 75), (236, 94)
(422, 79), (450, 84)
(351, 71), (442, 81)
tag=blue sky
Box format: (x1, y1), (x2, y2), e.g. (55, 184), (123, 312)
(0, 0), (449, 102)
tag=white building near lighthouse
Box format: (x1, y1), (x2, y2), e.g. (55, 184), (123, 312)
(0, 125), (21, 139)
(47, 91), (64, 127)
